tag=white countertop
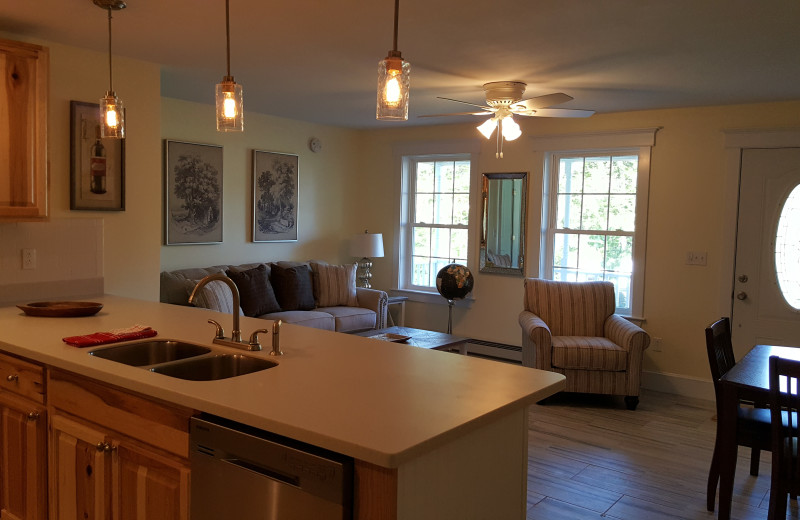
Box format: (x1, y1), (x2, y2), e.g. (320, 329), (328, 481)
(0, 295), (565, 467)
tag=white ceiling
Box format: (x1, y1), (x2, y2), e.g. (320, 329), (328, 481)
(3, 0), (800, 129)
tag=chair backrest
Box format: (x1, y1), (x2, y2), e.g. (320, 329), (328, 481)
(522, 278), (616, 337)
(705, 318), (736, 391)
(769, 355), (800, 490)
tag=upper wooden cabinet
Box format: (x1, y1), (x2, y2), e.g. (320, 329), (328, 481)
(0, 38), (48, 220)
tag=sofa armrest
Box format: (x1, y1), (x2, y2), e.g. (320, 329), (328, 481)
(604, 315), (650, 353)
(519, 310), (552, 369)
(356, 288), (388, 329)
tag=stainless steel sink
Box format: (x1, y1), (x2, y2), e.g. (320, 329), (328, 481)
(150, 354), (277, 381)
(90, 340), (212, 366)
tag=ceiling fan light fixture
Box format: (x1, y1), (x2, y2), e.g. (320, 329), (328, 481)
(501, 116), (522, 141)
(376, 0), (410, 121)
(216, 0), (243, 132)
(93, 0), (126, 139)
(477, 118), (498, 139)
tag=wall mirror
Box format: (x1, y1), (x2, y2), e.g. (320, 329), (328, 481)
(480, 172), (527, 275)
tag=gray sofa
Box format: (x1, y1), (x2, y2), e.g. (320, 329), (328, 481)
(160, 261), (387, 333)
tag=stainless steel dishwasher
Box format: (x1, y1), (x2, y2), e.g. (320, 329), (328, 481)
(190, 415), (353, 520)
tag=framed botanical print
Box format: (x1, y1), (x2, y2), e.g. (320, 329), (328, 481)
(69, 101), (125, 211)
(164, 140), (223, 245)
(252, 150), (299, 242)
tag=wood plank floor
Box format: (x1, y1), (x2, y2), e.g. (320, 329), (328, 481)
(526, 389), (799, 520)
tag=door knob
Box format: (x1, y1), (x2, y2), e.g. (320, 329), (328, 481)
(737, 292), (748, 301)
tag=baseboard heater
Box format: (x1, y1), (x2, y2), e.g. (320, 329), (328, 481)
(466, 339), (522, 362)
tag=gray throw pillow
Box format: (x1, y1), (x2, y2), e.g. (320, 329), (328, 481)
(226, 264), (281, 317)
(270, 264), (316, 311)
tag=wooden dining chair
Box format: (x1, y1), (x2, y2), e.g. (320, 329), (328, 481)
(705, 317), (772, 512)
(768, 355), (800, 520)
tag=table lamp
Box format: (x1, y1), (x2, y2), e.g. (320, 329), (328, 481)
(350, 231), (384, 288)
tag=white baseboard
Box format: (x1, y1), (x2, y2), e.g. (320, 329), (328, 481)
(641, 370), (714, 401)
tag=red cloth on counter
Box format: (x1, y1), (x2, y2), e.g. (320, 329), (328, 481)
(62, 325), (157, 348)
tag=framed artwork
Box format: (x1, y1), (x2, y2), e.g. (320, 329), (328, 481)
(69, 101), (125, 211)
(164, 140), (223, 245)
(252, 150), (299, 242)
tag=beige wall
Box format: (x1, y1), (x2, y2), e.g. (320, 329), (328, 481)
(357, 102), (800, 381)
(160, 99), (363, 271)
(0, 32), (162, 301)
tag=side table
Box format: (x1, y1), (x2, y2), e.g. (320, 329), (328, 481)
(387, 295), (408, 327)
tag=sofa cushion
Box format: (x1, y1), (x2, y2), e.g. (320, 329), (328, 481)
(186, 279), (244, 315)
(551, 336), (628, 371)
(258, 310), (335, 331)
(317, 306), (376, 333)
(160, 266), (227, 305)
(311, 262), (358, 307)
(226, 264), (281, 317)
(270, 264), (315, 311)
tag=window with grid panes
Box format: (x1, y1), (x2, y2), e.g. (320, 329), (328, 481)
(545, 151), (644, 315)
(404, 157), (471, 291)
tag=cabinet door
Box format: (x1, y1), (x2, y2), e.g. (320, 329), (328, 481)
(0, 394), (46, 520)
(114, 444), (189, 520)
(49, 414), (112, 520)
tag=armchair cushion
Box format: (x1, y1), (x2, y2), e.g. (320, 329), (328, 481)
(551, 337), (627, 371)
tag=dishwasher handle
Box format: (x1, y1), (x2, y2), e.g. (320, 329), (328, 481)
(222, 457), (300, 488)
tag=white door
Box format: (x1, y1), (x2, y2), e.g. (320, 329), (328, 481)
(732, 148), (800, 354)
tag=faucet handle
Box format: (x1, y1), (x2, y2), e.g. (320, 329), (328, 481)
(207, 319), (225, 339)
(248, 329), (269, 351)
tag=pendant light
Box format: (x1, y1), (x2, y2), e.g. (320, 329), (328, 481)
(376, 0), (410, 121)
(216, 0), (243, 132)
(476, 109), (522, 159)
(94, 0), (126, 139)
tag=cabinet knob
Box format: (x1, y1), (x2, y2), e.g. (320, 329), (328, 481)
(6, 374), (18, 382)
(27, 411), (39, 421)
(96, 441), (116, 453)
(737, 292), (749, 301)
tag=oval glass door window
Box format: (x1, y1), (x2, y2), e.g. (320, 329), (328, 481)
(775, 184), (800, 310)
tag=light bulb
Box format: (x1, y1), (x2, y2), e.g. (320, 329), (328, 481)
(501, 117), (522, 141)
(223, 93), (237, 119)
(384, 73), (402, 107)
(106, 108), (118, 128)
(477, 118), (498, 139)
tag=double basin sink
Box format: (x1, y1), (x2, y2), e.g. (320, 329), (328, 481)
(89, 339), (277, 381)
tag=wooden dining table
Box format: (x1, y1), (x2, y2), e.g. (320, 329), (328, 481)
(715, 344), (800, 520)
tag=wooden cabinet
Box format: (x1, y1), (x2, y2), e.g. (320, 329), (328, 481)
(0, 38), (49, 220)
(48, 370), (192, 520)
(0, 352), (47, 520)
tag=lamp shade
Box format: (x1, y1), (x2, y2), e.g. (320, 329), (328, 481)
(350, 232), (384, 258)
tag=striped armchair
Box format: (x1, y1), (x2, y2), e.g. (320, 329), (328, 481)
(518, 278), (651, 410)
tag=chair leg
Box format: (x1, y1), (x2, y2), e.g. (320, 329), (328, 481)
(750, 447), (761, 476)
(624, 395), (639, 410)
(707, 449), (720, 511)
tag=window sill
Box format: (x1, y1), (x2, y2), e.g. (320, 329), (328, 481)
(390, 289), (475, 308)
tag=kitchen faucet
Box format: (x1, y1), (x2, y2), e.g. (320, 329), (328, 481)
(188, 273), (261, 351)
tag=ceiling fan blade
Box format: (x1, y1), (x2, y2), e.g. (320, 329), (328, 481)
(437, 96), (491, 109)
(513, 93), (574, 111)
(419, 111), (494, 118)
(526, 108), (595, 118)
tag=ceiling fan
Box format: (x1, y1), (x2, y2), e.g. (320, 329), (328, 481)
(422, 81), (594, 158)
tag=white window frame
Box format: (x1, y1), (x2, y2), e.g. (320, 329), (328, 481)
(533, 129), (657, 319)
(392, 140), (480, 303)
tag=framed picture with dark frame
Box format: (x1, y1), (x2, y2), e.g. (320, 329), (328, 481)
(252, 150), (299, 242)
(69, 101), (125, 211)
(164, 140), (223, 245)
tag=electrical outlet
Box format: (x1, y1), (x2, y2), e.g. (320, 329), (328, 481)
(685, 251), (708, 266)
(22, 248), (36, 270)
(651, 337), (663, 352)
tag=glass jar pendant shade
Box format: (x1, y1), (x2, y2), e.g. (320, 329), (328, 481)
(376, 0), (410, 121)
(216, 0), (243, 132)
(94, 0), (126, 139)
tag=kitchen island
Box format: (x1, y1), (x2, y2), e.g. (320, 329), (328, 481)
(0, 295), (564, 519)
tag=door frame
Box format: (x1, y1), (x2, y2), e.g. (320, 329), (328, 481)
(722, 128), (800, 359)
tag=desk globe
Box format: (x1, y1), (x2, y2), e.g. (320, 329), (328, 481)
(435, 263), (474, 334)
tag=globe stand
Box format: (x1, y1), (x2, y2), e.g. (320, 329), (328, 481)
(447, 299), (455, 334)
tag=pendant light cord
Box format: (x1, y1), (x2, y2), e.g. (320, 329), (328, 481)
(225, 0), (231, 77)
(392, 0), (399, 52)
(107, 7), (114, 91)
